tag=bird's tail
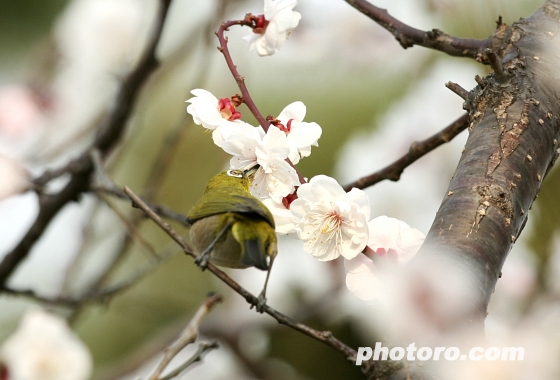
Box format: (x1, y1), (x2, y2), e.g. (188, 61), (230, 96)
(241, 239), (269, 270)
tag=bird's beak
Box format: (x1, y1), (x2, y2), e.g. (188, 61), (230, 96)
(244, 166), (259, 180)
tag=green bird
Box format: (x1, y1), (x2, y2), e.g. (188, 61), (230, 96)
(185, 169), (278, 309)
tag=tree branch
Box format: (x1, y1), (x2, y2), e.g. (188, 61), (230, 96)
(0, 0), (173, 286)
(343, 113), (469, 191)
(343, 0), (491, 58)
(216, 17), (269, 131)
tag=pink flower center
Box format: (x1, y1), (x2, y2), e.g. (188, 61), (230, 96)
(375, 247), (399, 262)
(218, 97), (241, 121)
(321, 211), (343, 235)
(276, 119), (294, 135)
(363, 246), (399, 263)
(253, 14), (269, 34)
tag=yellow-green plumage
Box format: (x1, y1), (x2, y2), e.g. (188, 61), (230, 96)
(186, 171), (278, 271)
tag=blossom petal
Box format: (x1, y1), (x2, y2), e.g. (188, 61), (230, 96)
(345, 255), (383, 301)
(262, 198), (298, 234)
(277, 101), (306, 123)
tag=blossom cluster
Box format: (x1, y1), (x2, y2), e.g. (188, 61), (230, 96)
(186, 0), (425, 301)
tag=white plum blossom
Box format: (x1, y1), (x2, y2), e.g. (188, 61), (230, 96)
(186, 89), (253, 146)
(275, 101), (322, 164)
(290, 175), (370, 261)
(345, 216), (426, 301)
(262, 197), (298, 234)
(222, 126), (300, 202)
(0, 310), (92, 380)
(244, 0), (302, 56)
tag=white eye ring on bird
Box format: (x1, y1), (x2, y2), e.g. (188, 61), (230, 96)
(227, 169), (243, 178)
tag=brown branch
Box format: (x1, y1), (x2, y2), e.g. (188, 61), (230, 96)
(445, 81), (469, 100)
(343, 113), (469, 191)
(215, 17), (306, 185)
(122, 186), (359, 364)
(0, 0), (173, 286)
(216, 18), (270, 131)
(343, 0), (490, 58)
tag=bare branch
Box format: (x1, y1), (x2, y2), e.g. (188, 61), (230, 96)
(1, 243), (176, 307)
(343, 113), (469, 191)
(344, 0), (490, 58)
(216, 17), (269, 131)
(159, 341), (219, 380)
(122, 186), (359, 364)
(148, 293), (222, 380)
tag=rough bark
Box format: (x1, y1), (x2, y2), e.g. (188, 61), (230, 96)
(418, 0), (560, 330)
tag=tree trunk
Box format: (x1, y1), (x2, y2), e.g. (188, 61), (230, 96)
(418, 0), (560, 331)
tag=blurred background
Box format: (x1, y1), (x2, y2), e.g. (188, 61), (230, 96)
(1, 0), (559, 379)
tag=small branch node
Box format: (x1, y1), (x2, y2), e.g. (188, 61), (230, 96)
(475, 75), (485, 86)
(485, 49), (509, 83)
(445, 81), (469, 100)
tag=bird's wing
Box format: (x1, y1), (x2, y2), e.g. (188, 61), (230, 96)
(186, 190), (275, 227)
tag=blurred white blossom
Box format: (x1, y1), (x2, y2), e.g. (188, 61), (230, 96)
(275, 101), (321, 164)
(345, 216), (425, 301)
(290, 176), (370, 261)
(244, 0), (301, 56)
(0, 310), (92, 380)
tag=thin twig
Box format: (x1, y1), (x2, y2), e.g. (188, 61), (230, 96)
(445, 81), (469, 100)
(90, 149), (187, 223)
(0, 0), (174, 286)
(1, 243), (177, 307)
(216, 18), (269, 131)
(123, 186), (359, 364)
(98, 194), (160, 260)
(159, 341), (219, 380)
(92, 185), (187, 224)
(215, 17), (306, 185)
(344, 0), (490, 58)
(148, 294), (223, 380)
(343, 113), (469, 191)
(484, 48), (509, 83)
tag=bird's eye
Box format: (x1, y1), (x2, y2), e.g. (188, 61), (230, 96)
(227, 169), (243, 178)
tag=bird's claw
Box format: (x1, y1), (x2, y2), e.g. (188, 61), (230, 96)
(255, 293), (267, 313)
(195, 253), (210, 270)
